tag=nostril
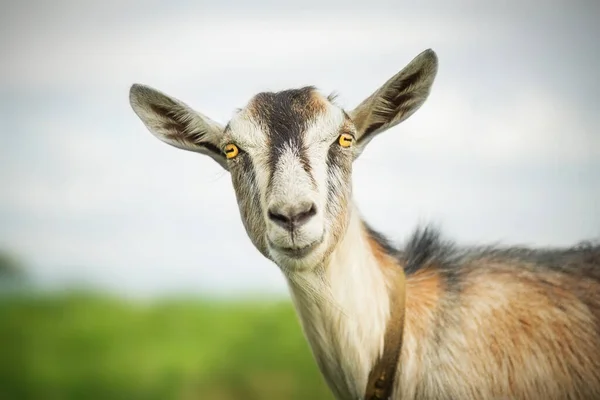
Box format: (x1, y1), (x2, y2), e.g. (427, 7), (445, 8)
(293, 203), (317, 226)
(268, 209), (291, 225)
(268, 202), (317, 231)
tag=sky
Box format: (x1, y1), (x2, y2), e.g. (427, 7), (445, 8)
(1, 0), (599, 298)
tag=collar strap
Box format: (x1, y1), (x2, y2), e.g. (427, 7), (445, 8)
(364, 268), (406, 400)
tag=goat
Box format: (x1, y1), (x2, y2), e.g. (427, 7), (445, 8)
(129, 49), (600, 400)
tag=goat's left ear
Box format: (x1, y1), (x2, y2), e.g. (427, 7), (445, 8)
(129, 84), (229, 170)
(349, 49), (438, 158)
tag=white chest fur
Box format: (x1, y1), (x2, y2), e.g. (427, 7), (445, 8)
(286, 210), (392, 399)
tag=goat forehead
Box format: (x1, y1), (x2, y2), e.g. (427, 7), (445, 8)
(246, 86), (329, 132)
(243, 87), (345, 143)
(227, 87), (348, 190)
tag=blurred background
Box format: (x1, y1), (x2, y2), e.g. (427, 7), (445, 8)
(1, 0), (599, 399)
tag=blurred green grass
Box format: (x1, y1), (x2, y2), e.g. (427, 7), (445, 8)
(0, 293), (333, 400)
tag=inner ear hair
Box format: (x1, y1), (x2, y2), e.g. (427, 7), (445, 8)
(129, 84), (229, 170)
(350, 49), (438, 150)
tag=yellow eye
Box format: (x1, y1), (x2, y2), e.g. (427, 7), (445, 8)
(338, 133), (353, 148)
(224, 143), (239, 159)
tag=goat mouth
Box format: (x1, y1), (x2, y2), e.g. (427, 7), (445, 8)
(269, 238), (322, 259)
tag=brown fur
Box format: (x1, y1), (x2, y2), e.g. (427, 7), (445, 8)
(366, 230), (408, 399)
(367, 230), (399, 274)
(246, 86), (328, 126)
(387, 230), (600, 400)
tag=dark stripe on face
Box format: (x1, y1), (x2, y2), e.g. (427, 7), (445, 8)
(325, 145), (341, 211)
(325, 144), (351, 211)
(249, 86), (323, 190)
(324, 143), (352, 245)
(232, 151), (268, 256)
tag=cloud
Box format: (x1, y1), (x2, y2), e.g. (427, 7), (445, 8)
(3, 2), (560, 93)
(1, 1), (599, 297)
(396, 85), (600, 166)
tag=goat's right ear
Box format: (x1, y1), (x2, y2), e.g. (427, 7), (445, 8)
(129, 84), (228, 171)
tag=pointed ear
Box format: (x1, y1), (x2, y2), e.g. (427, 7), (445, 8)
(349, 49), (438, 158)
(129, 84), (228, 170)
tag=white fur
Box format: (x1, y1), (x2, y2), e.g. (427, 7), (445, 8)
(266, 143), (323, 247)
(286, 204), (391, 399)
(226, 101), (350, 273)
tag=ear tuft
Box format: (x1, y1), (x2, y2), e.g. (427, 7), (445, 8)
(129, 84), (229, 170)
(366, 49), (437, 135)
(350, 49), (439, 158)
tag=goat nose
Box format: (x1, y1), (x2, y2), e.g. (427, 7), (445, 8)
(268, 201), (317, 231)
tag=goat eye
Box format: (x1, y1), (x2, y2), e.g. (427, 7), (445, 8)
(338, 133), (353, 148)
(224, 143), (239, 159)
